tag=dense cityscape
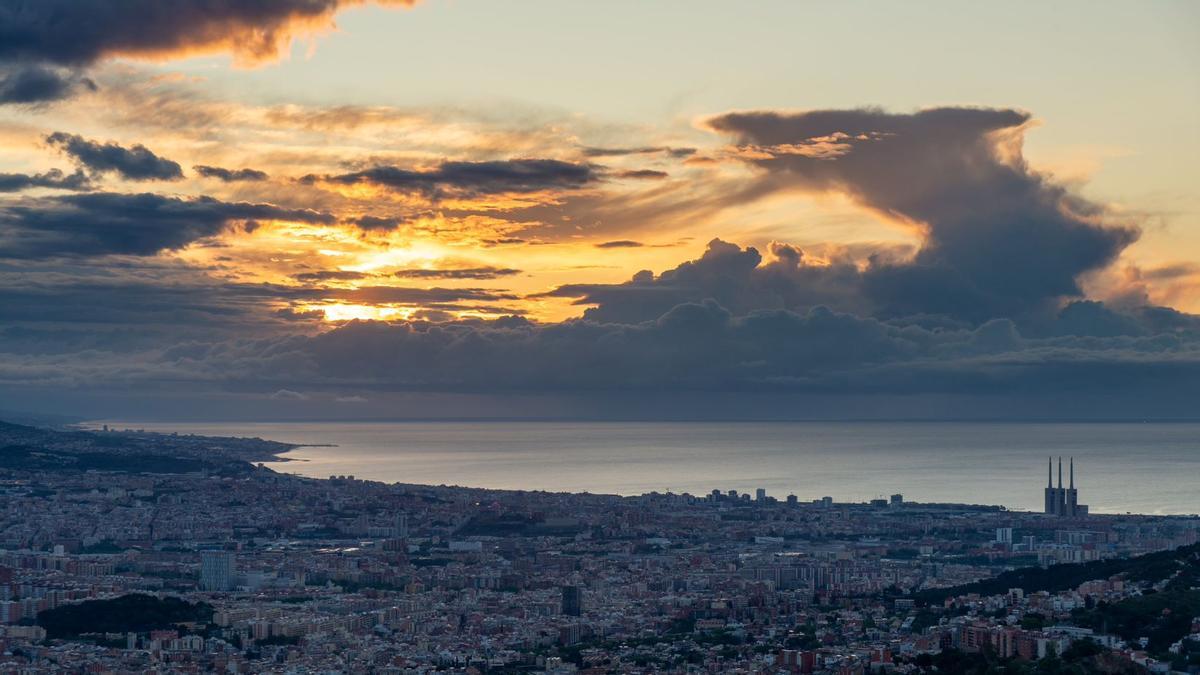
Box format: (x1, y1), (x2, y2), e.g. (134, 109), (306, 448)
(2, 0), (1197, 673)
(0, 420), (1197, 673)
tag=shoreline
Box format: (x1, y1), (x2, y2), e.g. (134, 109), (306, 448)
(44, 419), (1200, 517)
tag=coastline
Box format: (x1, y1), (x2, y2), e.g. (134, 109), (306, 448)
(65, 418), (1200, 516)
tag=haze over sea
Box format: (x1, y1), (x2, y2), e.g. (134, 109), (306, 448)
(90, 421), (1199, 516)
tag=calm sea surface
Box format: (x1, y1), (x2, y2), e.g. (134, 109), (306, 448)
(90, 421), (1200, 515)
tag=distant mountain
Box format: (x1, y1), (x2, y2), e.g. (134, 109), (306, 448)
(0, 417), (293, 475)
(0, 409), (85, 430)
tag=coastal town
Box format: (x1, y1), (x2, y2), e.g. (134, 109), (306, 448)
(0, 420), (1197, 674)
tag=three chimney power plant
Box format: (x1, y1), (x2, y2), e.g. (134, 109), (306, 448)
(1043, 456), (1088, 517)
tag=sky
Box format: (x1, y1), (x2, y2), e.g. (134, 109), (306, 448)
(0, 0), (1197, 420)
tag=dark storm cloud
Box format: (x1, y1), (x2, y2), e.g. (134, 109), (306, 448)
(0, 259), (339, 363)
(46, 132), (184, 181)
(0, 1), (416, 105)
(294, 302), (913, 390)
(285, 305), (1198, 406)
(0, 0), (415, 67)
(0, 168), (91, 192)
(193, 165), (269, 182)
(0, 278), (293, 329)
(0, 64), (94, 104)
(393, 266), (522, 280)
(544, 237), (1193, 343)
(0, 192), (334, 258)
(594, 240), (644, 249)
(12, 299), (1190, 403)
(305, 159), (598, 197)
(545, 238), (871, 324)
(708, 107), (1139, 321)
(1, 263), (1197, 417)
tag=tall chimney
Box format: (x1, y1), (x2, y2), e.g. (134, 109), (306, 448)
(1070, 457), (1074, 489)
(1047, 456), (1052, 488)
(1058, 457), (1063, 489)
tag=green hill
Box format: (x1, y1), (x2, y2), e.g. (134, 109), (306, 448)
(912, 542), (1200, 605)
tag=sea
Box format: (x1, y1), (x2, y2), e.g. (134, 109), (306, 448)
(85, 421), (1200, 516)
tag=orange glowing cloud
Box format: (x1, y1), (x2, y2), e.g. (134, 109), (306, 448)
(113, 1), (421, 67)
(1, 1), (419, 70)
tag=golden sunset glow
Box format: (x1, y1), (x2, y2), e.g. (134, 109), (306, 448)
(309, 303), (413, 322)
(0, 0), (1196, 425)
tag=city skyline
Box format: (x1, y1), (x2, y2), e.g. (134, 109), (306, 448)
(0, 1), (1198, 420)
(0, 419), (1194, 672)
(0, 4), (1197, 671)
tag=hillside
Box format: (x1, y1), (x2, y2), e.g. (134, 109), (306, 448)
(0, 419), (293, 474)
(912, 542), (1200, 605)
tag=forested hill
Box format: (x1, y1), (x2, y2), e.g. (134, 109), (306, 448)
(913, 542), (1200, 605)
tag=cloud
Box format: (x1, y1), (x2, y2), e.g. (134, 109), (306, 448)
(293, 302), (916, 390)
(0, 168), (91, 192)
(1052, 300), (1149, 338)
(293, 270), (373, 283)
(350, 215), (404, 230)
(0, 0), (417, 68)
(0, 64), (95, 104)
(616, 169), (669, 180)
(46, 132), (183, 181)
(193, 165), (269, 182)
(305, 159), (599, 198)
(1142, 262), (1200, 281)
(594, 240), (644, 249)
(707, 107), (1139, 321)
(0, 192), (334, 258)
(547, 235), (1195, 343)
(0, 1), (416, 104)
(292, 271), (523, 294)
(485, 166), (776, 244)
(0, 264), (321, 337)
(6, 300), (1194, 417)
(1, 242), (1196, 419)
(323, 286), (518, 304)
(261, 303), (1200, 409)
(581, 146), (696, 158)
(544, 232), (1197, 341)
(269, 389), (309, 401)
(545, 238), (871, 324)
(393, 266), (522, 280)
(0, 98), (1194, 420)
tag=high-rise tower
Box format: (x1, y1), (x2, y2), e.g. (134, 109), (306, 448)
(561, 585), (582, 616)
(200, 551), (236, 591)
